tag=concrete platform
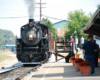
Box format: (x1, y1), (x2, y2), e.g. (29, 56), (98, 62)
(29, 54), (100, 80)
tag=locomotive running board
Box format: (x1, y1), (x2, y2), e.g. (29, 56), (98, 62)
(22, 62), (41, 64)
(23, 47), (39, 49)
(22, 62), (41, 67)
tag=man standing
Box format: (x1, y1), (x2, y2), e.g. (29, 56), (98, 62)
(82, 35), (97, 75)
(93, 40), (99, 67)
(70, 36), (74, 50)
(80, 36), (84, 48)
(75, 36), (78, 50)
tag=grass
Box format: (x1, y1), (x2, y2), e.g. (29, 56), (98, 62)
(0, 54), (10, 62)
(0, 49), (10, 62)
(0, 49), (10, 53)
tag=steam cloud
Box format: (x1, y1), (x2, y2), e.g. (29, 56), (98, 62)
(24, 0), (36, 19)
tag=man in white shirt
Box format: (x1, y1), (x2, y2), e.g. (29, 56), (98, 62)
(80, 36), (84, 48)
(75, 36), (78, 50)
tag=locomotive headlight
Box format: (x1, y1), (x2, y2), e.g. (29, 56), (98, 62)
(29, 34), (33, 40)
(29, 34), (33, 38)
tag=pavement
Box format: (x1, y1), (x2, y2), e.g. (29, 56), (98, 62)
(29, 54), (100, 80)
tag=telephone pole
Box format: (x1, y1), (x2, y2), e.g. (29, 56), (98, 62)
(40, 0), (42, 24)
(72, 27), (77, 36)
(36, 0), (46, 24)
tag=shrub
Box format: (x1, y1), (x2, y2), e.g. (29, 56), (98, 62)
(74, 58), (84, 63)
(79, 60), (92, 66)
(70, 56), (75, 60)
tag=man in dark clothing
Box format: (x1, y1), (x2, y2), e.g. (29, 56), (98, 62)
(93, 40), (99, 67)
(82, 35), (97, 75)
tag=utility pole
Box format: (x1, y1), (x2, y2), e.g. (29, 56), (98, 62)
(72, 27), (77, 36)
(36, 0), (46, 24)
(40, 0), (42, 24)
(75, 27), (77, 36)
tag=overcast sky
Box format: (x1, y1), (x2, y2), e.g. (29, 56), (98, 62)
(0, 0), (100, 36)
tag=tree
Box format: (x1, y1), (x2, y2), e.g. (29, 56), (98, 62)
(42, 18), (57, 39)
(0, 29), (15, 50)
(65, 9), (91, 41)
(97, 4), (100, 8)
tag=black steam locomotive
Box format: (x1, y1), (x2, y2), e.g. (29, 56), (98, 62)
(16, 19), (54, 63)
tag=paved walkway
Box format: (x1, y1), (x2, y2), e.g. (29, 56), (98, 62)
(30, 54), (100, 80)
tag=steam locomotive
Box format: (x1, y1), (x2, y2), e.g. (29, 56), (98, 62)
(16, 19), (54, 64)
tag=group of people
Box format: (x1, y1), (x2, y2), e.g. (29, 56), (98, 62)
(70, 35), (99, 75)
(70, 36), (84, 49)
(70, 36), (84, 58)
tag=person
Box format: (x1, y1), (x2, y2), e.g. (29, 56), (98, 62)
(93, 40), (99, 67)
(62, 37), (66, 51)
(80, 36), (84, 48)
(75, 36), (78, 50)
(70, 36), (74, 50)
(76, 47), (80, 58)
(56, 36), (59, 42)
(70, 36), (74, 42)
(82, 34), (97, 75)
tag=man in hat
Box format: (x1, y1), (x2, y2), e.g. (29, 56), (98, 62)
(82, 34), (97, 75)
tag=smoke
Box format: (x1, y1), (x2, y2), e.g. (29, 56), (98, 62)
(24, 0), (36, 19)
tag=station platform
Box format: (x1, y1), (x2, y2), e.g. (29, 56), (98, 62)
(30, 54), (100, 80)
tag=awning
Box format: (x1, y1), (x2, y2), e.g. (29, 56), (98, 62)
(81, 7), (100, 36)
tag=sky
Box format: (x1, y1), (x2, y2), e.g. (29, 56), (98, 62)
(0, 0), (100, 37)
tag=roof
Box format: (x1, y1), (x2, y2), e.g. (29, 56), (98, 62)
(81, 7), (100, 36)
(5, 44), (15, 47)
(53, 20), (67, 28)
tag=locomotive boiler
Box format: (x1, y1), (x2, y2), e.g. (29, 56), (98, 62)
(16, 19), (54, 63)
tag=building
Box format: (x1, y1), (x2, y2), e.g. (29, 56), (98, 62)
(5, 44), (16, 53)
(53, 20), (67, 37)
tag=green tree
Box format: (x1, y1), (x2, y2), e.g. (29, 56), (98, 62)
(42, 18), (57, 39)
(65, 9), (91, 41)
(0, 29), (15, 50)
(97, 4), (100, 8)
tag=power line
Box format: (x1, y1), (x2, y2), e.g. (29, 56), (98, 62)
(0, 15), (67, 21)
(0, 9), (26, 11)
(42, 11), (67, 15)
(0, 9), (67, 15)
(42, 15), (66, 21)
(0, 15), (39, 19)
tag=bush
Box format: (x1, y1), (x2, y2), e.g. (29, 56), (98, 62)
(79, 60), (92, 66)
(70, 56), (75, 60)
(74, 58), (84, 63)
(99, 52), (100, 58)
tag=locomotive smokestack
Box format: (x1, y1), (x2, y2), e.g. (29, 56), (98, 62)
(29, 19), (34, 24)
(29, 19), (34, 27)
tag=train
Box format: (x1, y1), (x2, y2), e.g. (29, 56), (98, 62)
(16, 19), (54, 64)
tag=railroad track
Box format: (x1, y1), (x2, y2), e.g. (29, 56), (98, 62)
(15, 65), (40, 80)
(0, 61), (47, 80)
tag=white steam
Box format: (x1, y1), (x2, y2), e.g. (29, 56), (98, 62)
(24, 0), (36, 19)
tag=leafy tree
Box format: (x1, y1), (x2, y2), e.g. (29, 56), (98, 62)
(97, 4), (100, 8)
(42, 18), (57, 39)
(65, 9), (91, 42)
(0, 29), (15, 50)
